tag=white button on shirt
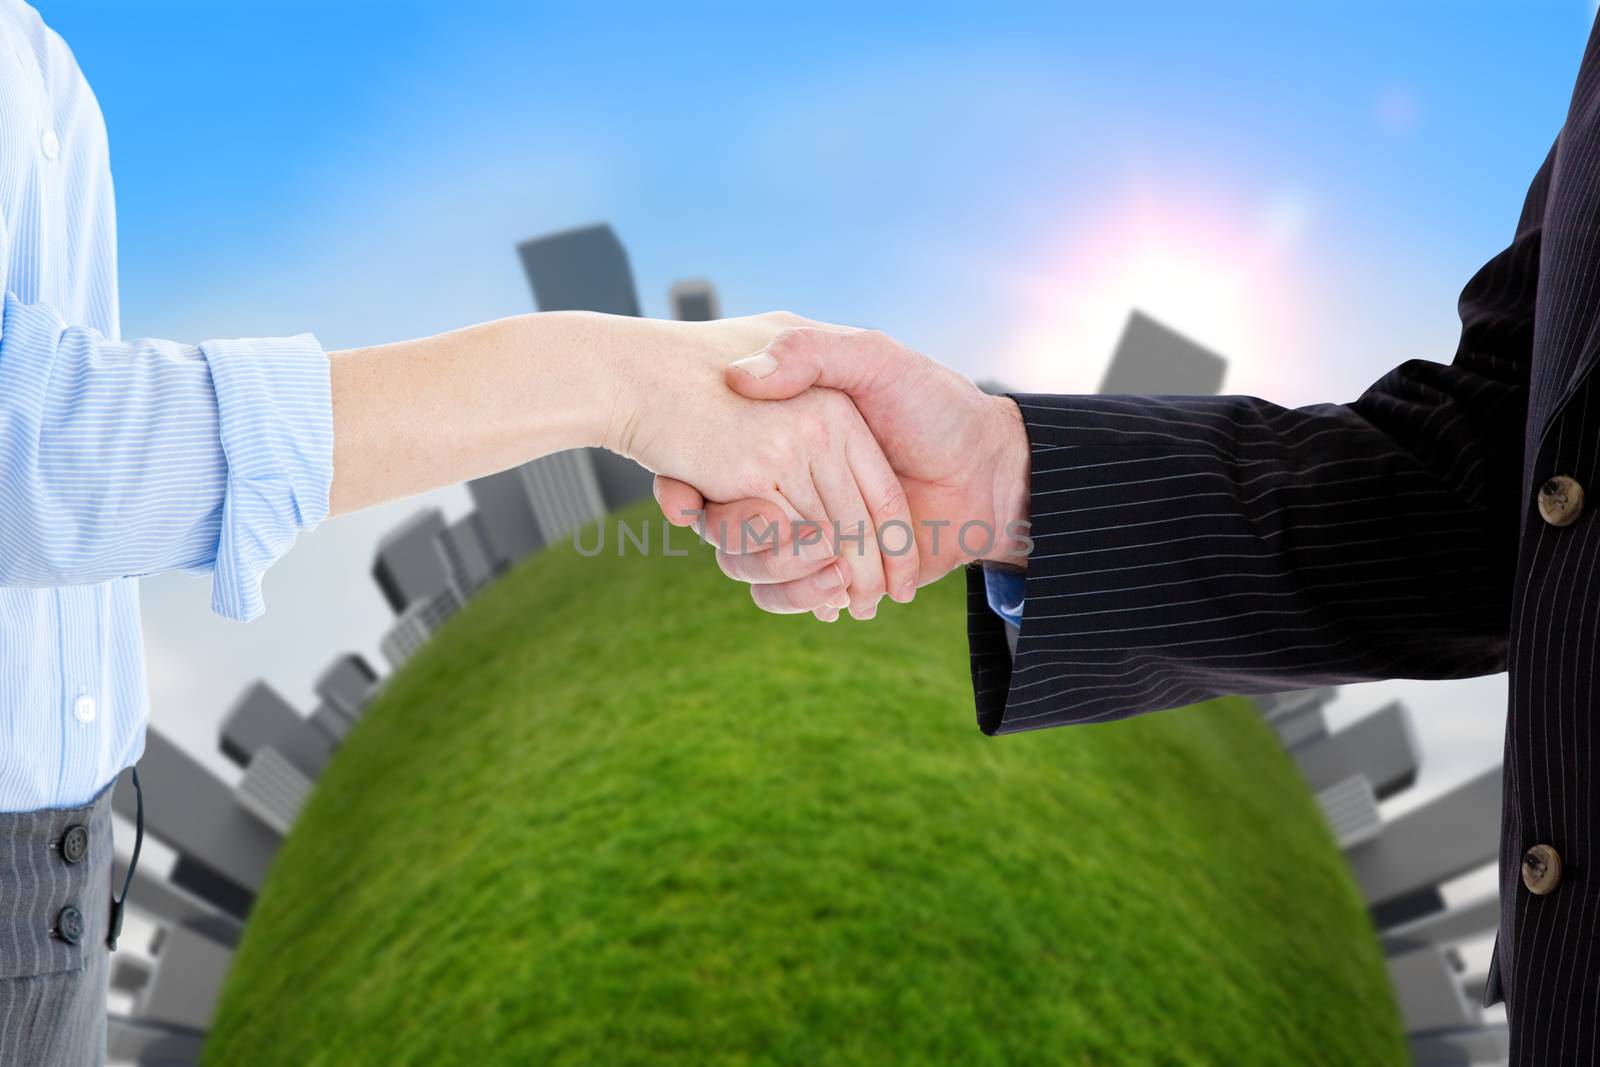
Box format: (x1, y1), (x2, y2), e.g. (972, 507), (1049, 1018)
(73, 695), (95, 724)
(39, 127), (57, 159)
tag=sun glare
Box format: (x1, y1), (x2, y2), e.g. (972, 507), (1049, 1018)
(1007, 184), (1309, 397)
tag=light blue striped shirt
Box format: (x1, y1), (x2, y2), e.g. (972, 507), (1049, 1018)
(0, 0), (334, 811)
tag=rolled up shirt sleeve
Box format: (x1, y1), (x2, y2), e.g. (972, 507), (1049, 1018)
(0, 292), (333, 621)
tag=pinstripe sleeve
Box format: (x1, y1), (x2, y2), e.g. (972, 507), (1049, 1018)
(0, 292), (332, 621)
(969, 142), (1552, 735)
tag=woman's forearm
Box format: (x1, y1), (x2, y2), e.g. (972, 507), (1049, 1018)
(328, 311), (671, 516)
(324, 308), (919, 616)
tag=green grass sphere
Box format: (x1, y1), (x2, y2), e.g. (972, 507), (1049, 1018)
(206, 507), (1406, 1066)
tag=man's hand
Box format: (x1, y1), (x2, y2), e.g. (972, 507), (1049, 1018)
(653, 327), (1031, 620)
(604, 314), (926, 621)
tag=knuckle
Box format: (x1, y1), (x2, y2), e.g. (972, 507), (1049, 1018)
(873, 479), (909, 518)
(768, 326), (805, 355)
(796, 412), (832, 454)
(851, 568), (887, 602)
(756, 434), (791, 467)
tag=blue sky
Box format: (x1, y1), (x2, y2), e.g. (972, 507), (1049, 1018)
(29, 2), (1597, 829)
(44, 1), (1595, 395)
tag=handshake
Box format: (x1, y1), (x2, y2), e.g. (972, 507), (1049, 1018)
(609, 313), (1033, 622)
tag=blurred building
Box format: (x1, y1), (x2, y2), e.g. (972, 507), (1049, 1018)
(515, 223), (655, 514)
(1099, 309), (1227, 394)
(371, 508), (453, 614)
(669, 278), (721, 322)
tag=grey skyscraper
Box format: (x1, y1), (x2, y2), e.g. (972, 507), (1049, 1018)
(669, 278), (721, 322)
(1098, 310), (1228, 394)
(517, 223), (641, 318)
(113, 729), (282, 918)
(516, 222), (654, 511)
(516, 451), (607, 544)
(218, 681), (332, 780)
(380, 585), (464, 670)
(463, 453), (608, 570)
(468, 467), (545, 573)
(314, 653), (379, 721)
(587, 440), (654, 514)
(436, 511), (495, 598)
(135, 921), (234, 1033)
(310, 702), (354, 745)
(371, 507), (452, 614)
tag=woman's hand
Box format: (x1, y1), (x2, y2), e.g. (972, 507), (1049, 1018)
(601, 313), (921, 619)
(652, 327), (1031, 620)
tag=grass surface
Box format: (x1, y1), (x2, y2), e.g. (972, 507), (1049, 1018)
(207, 505), (1406, 1066)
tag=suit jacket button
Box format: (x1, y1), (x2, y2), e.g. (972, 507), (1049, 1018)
(1538, 475), (1585, 527)
(59, 824), (88, 865)
(55, 905), (84, 945)
(1522, 844), (1563, 895)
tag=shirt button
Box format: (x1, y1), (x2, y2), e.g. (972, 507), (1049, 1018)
(1537, 475), (1585, 527)
(73, 695), (96, 724)
(55, 905), (83, 945)
(1522, 843), (1563, 895)
(58, 824), (88, 865)
(39, 129), (59, 161)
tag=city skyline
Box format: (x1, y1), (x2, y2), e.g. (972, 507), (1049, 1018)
(33, 0), (1582, 877)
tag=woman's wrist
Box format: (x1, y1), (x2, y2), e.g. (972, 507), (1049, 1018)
(592, 313), (812, 463)
(588, 317), (711, 459)
(522, 311), (685, 457)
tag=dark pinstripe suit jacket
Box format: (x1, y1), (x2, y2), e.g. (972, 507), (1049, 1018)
(965, 17), (1600, 1064)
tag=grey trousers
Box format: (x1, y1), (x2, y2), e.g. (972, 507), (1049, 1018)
(0, 783), (114, 1066)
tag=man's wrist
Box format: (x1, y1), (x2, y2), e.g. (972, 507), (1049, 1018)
(981, 395), (1031, 567)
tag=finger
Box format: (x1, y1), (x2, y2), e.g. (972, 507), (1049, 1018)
(752, 474), (851, 615)
(813, 603), (842, 623)
(702, 498), (837, 574)
(846, 425), (919, 604)
(750, 559), (849, 615)
(653, 476), (706, 528)
(810, 457), (887, 620)
(727, 327), (910, 402)
(717, 544), (837, 585)
(655, 476), (826, 564)
(698, 498), (791, 555)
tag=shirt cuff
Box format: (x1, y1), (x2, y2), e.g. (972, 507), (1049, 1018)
(981, 565), (1026, 628)
(201, 334), (333, 622)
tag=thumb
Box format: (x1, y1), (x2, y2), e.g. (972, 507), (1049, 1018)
(726, 327), (904, 402)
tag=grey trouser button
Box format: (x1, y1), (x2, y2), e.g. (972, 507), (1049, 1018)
(59, 824), (88, 864)
(55, 905), (84, 945)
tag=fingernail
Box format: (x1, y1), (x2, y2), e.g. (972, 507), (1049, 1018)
(816, 562), (845, 592)
(850, 600), (877, 621)
(815, 606), (840, 623)
(731, 352), (779, 378)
